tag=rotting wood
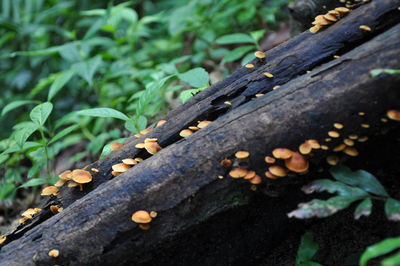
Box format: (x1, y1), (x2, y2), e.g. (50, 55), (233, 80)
(0, 18), (399, 265)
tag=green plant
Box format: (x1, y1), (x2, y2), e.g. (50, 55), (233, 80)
(296, 232), (322, 266)
(287, 165), (399, 221)
(360, 237), (400, 266)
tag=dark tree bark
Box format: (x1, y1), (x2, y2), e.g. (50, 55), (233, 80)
(1, 1), (400, 265)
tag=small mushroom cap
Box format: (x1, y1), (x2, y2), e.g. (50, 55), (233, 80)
(188, 126), (200, 131)
(245, 64), (254, 69)
(135, 157), (144, 162)
(140, 128), (152, 135)
(263, 72), (274, 78)
(48, 249), (59, 258)
(265, 171), (279, 179)
(112, 163), (131, 173)
(131, 210), (152, 224)
(0, 235), (6, 244)
(111, 171), (121, 177)
(122, 158), (137, 165)
(309, 25), (322, 33)
(333, 123), (344, 129)
(314, 15), (332, 25)
(19, 217), (29, 224)
(150, 211), (158, 218)
(273, 85), (281, 90)
(220, 159), (233, 168)
(58, 170), (72, 180)
(359, 25), (372, 31)
(235, 151), (250, 159)
(54, 179), (67, 187)
(91, 168), (99, 173)
(50, 205), (61, 214)
(134, 133), (143, 138)
(335, 7), (350, 13)
(135, 143), (145, 149)
(358, 136), (368, 142)
(180, 129), (193, 138)
(326, 155), (339, 166)
(306, 139), (320, 149)
(321, 145), (329, 150)
(249, 175), (262, 184)
(285, 152), (309, 173)
(144, 141), (162, 155)
(299, 142), (312, 155)
(197, 120), (212, 128)
(21, 208), (37, 218)
(361, 123), (370, 128)
(349, 134), (359, 140)
(264, 156), (276, 164)
(344, 139), (354, 146)
(344, 147), (359, 157)
(72, 169), (93, 184)
(156, 120), (167, 127)
(255, 94), (264, 98)
(272, 148), (293, 159)
(328, 10), (340, 16)
(328, 131), (340, 138)
(41, 186), (58, 196)
(333, 144), (346, 152)
(387, 110), (400, 121)
(67, 182), (79, 188)
(110, 142), (123, 151)
(268, 166), (287, 177)
(244, 170), (256, 180)
(254, 51), (266, 59)
(323, 14), (338, 22)
(229, 168), (248, 178)
(144, 138), (158, 143)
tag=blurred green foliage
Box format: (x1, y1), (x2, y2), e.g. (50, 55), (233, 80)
(0, 0), (288, 202)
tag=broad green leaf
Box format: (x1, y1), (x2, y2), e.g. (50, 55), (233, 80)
(216, 33), (254, 44)
(49, 125), (79, 145)
(58, 43), (81, 62)
(1, 100), (37, 116)
(359, 237), (400, 266)
(0, 141), (42, 156)
(222, 45), (255, 63)
(30, 102), (53, 126)
(330, 165), (389, 197)
(288, 196), (363, 219)
(178, 68), (209, 88)
(124, 120), (138, 133)
(77, 108), (129, 121)
(302, 179), (368, 197)
(48, 69), (75, 101)
(72, 56), (102, 86)
(19, 178), (48, 188)
(137, 116), (147, 131)
(354, 198), (372, 219)
(382, 251), (400, 266)
(100, 138), (126, 158)
(0, 183), (16, 200)
(30, 74), (57, 97)
(241, 52), (256, 65)
(296, 232), (320, 266)
(13, 122), (38, 148)
(385, 199), (400, 221)
(250, 29), (266, 43)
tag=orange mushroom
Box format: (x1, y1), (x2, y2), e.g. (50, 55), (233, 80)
(285, 152), (309, 173)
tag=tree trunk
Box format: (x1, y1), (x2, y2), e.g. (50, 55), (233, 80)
(1, 1), (400, 265)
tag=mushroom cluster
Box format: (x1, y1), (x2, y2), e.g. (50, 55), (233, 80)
(309, 7), (351, 34)
(111, 157), (143, 177)
(179, 120), (212, 138)
(265, 148), (309, 179)
(131, 210), (157, 230)
(52, 169), (93, 191)
(19, 207), (42, 224)
(135, 138), (162, 155)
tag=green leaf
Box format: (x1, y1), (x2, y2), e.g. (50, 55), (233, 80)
(30, 102), (53, 126)
(19, 178), (48, 188)
(354, 198), (372, 219)
(1, 100), (37, 116)
(250, 29), (266, 43)
(222, 45), (255, 63)
(330, 165), (389, 197)
(13, 122), (38, 148)
(302, 179), (369, 197)
(0, 183), (16, 200)
(137, 116), (147, 131)
(49, 125), (79, 145)
(48, 69), (75, 101)
(385, 199), (400, 221)
(0, 141), (42, 156)
(241, 52), (256, 65)
(77, 108), (129, 121)
(72, 56), (102, 86)
(216, 33), (255, 44)
(178, 67), (209, 88)
(288, 196), (363, 219)
(382, 251), (400, 266)
(359, 237), (400, 266)
(296, 232), (320, 266)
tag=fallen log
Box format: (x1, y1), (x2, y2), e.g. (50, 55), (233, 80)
(0, 12), (399, 265)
